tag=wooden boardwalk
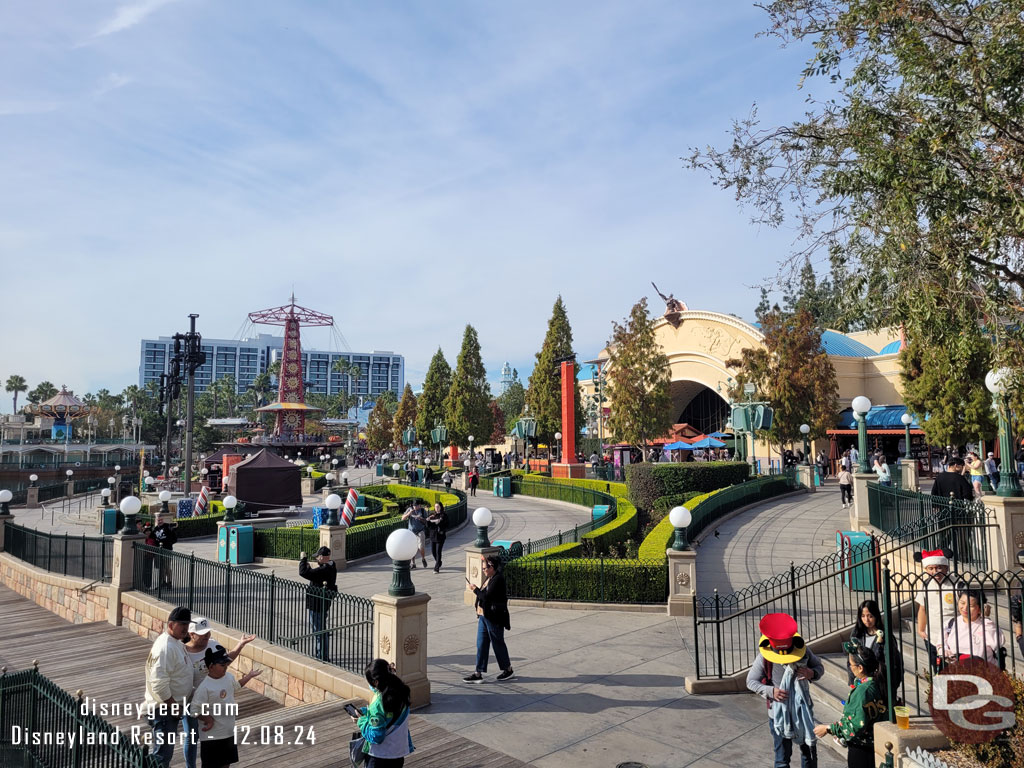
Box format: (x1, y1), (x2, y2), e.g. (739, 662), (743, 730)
(0, 585), (527, 768)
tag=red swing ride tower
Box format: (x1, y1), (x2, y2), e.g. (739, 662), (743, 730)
(249, 295), (333, 437)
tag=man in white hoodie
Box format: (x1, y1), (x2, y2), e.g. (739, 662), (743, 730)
(144, 606), (194, 767)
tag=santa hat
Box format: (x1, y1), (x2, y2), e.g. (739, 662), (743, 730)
(757, 613), (806, 664)
(914, 548), (951, 568)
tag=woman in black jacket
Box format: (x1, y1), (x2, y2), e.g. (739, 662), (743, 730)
(463, 555), (514, 683)
(426, 502), (449, 573)
(848, 599), (902, 694)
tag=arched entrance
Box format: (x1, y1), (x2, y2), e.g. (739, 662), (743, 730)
(669, 381), (731, 435)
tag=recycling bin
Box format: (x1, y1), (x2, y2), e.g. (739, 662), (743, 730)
(217, 524), (237, 562)
(229, 525), (254, 564)
(102, 508), (118, 535)
(375, 463), (383, 477)
(592, 504), (611, 522)
(837, 531), (875, 591)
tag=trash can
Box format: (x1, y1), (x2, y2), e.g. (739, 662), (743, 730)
(375, 463), (383, 477)
(492, 477), (511, 498)
(592, 504), (611, 522)
(229, 525), (254, 564)
(217, 524), (237, 563)
(837, 531), (875, 591)
(102, 508), (118, 535)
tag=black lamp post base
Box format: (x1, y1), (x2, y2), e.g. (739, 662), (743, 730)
(389, 560), (415, 596)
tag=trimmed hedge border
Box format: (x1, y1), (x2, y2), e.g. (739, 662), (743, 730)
(638, 490), (719, 561)
(626, 461), (750, 511)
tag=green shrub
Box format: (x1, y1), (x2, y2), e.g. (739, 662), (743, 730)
(254, 525), (328, 560)
(638, 490), (720, 561)
(521, 542), (584, 560)
(540, 476), (628, 498)
(626, 461), (749, 510)
(651, 491), (704, 521)
(504, 556), (668, 603)
(581, 497), (638, 555)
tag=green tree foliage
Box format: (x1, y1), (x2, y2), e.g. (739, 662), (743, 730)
(780, 257), (862, 332)
(444, 325), (493, 448)
(27, 381), (57, 404)
(392, 384), (418, 447)
(416, 348), (451, 439)
(900, 336), (996, 447)
(688, 0), (1024, 357)
(726, 307), (839, 448)
(526, 297), (583, 446)
(365, 398), (394, 452)
(497, 375), (526, 433)
(605, 298), (673, 454)
(377, 389), (399, 416)
(5, 375), (27, 414)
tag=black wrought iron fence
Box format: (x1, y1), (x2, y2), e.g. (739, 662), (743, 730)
(5, 523), (112, 581)
(37, 483), (66, 503)
(0, 665), (163, 768)
(132, 545), (374, 676)
(686, 475), (797, 544)
(510, 476), (618, 513)
(692, 511), (996, 679)
(868, 481), (986, 534)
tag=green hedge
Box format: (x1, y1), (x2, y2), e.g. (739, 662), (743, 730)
(520, 542), (584, 560)
(504, 556), (668, 603)
(626, 462), (750, 510)
(581, 497), (638, 554)
(651, 491), (705, 520)
(539, 476), (628, 498)
(638, 490), (719, 561)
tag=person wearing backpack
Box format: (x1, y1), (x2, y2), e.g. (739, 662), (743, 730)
(401, 500), (429, 569)
(746, 613), (824, 768)
(299, 546), (338, 662)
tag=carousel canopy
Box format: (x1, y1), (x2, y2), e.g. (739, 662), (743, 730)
(24, 386), (91, 420)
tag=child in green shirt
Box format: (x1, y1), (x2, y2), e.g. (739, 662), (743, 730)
(814, 641), (888, 768)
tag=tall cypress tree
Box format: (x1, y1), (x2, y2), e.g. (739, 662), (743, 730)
(444, 325), (493, 448)
(365, 399), (394, 452)
(526, 296), (583, 451)
(415, 348), (451, 441)
(392, 384), (418, 448)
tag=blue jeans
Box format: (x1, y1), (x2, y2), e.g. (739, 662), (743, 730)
(475, 615), (511, 674)
(1017, 461), (1024, 479)
(769, 720), (817, 768)
(182, 714), (198, 768)
(147, 714), (179, 768)
(309, 609), (329, 661)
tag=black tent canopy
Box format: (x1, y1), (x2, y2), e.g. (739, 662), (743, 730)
(229, 449), (302, 512)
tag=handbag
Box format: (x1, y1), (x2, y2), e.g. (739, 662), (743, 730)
(349, 733), (368, 766)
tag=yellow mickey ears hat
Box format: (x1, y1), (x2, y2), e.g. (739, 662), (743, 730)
(758, 612), (806, 664)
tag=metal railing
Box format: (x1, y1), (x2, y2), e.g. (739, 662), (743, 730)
(685, 475), (797, 544)
(868, 481), (986, 534)
(503, 477), (618, 557)
(691, 508), (996, 678)
(132, 546), (374, 676)
(5, 523), (112, 582)
(0, 665), (163, 768)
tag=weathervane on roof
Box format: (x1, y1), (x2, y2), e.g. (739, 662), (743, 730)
(652, 282), (687, 325)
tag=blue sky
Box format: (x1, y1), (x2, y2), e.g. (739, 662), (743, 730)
(0, 1), (817, 401)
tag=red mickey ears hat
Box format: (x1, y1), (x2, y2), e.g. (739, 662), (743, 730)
(758, 613), (806, 663)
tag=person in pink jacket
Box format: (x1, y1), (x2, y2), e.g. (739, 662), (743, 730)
(943, 589), (1004, 666)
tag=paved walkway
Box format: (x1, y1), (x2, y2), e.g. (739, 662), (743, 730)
(5, 473), (844, 768)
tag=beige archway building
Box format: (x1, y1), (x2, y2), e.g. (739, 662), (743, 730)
(583, 309), (910, 464)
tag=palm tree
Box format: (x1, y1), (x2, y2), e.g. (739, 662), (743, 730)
(5, 375), (27, 414)
(27, 380), (57, 405)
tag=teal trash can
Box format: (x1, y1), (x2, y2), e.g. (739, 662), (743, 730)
(102, 508), (118, 535)
(592, 504), (611, 522)
(492, 477), (511, 498)
(217, 524), (237, 563)
(375, 463), (383, 477)
(229, 525), (254, 564)
(492, 540), (523, 558)
(837, 531), (875, 591)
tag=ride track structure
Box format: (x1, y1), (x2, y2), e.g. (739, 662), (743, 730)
(249, 295), (333, 437)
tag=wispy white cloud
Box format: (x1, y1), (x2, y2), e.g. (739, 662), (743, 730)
(93, 0), (180, 38)
(94, 72), (134, 96)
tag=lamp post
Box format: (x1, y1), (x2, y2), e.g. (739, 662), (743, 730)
(669, 505), (692, 551)
(852, 396), (872, 473)
(900, 412), (913, 461)
(159, 490), (171, 516)
(119, 495), (142, 535)
(325, 493), (342, 527)
(222, 495), (238, 523)
(468, 435), (475, 473)
(0, 489), (11, 516)
(386, 528), (420, 597)
(985, 368), (1022, 497)
(29, 474), (38, 488)
(555, 432), (562, 463)
(743, 382), (757, 471)
(472, 507), (493, 548)
(341, 472), (349, 487)
(100, 487), (111, 507)
(799, 424), (810, 465)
